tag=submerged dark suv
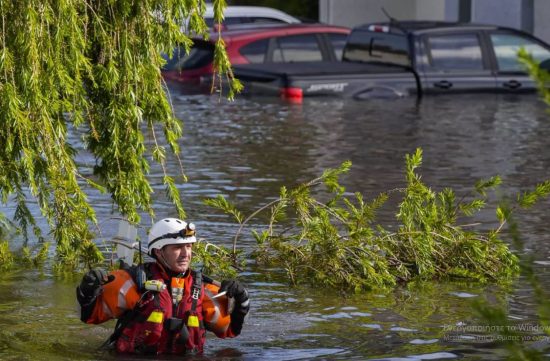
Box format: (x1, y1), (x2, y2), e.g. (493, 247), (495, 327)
(342, 20), (550, 93)
(230, 21), (550, 101)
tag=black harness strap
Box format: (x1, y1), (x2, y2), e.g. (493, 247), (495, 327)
(191, 270), (202, 313)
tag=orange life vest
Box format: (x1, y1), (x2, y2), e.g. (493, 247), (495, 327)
(84, 264), (235, 342)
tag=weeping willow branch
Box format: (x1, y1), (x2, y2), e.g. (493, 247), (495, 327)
(0, 0), (235, 270)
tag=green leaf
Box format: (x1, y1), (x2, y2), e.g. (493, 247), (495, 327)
(459, 199), (485, 216)
(496, 204), (511, 224)
(517, 180), (550, 208)
(203, 195), (243, 224)
(475, 176), (502, 196)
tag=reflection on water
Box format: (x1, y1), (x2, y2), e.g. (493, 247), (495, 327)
(2, 90), (550, 360)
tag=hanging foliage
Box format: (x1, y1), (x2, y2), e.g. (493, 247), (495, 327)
(471, 49), (550, 361)
(0, 0), (238, 269)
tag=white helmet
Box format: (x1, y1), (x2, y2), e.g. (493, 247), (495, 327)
(147, 218), (196, 255)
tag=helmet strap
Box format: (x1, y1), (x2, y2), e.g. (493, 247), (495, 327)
(154, 248), (172, 272)
(154, 247), (191, 278)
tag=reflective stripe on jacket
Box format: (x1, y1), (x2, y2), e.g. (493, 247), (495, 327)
(85, 269), (141, 323)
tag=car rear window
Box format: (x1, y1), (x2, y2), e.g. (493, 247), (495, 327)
(240, 39), (269, 63)
(343, 29), (410, 66)
(162, 40), (214, 71)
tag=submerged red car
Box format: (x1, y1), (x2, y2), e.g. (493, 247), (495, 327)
(162, 23), (350, 83)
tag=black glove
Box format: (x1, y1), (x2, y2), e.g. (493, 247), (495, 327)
(76, 269), (114, 306)
(76, 269), (115, 323)
(220, 280), (249, 335)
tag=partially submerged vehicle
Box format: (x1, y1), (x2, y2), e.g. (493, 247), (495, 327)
(162, 23), (350, 84)
(231, 21), (550, 101)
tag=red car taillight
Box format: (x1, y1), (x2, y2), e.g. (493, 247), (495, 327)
(279, 87), (303, 104)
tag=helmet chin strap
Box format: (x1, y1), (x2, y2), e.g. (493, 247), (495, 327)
(157, 248), (174, 272)
(157, 248), (188, 276)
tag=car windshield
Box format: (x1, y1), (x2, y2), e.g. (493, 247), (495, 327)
(205, 17), (244, 27)
(205, 16), (288, 28)
(162, 40), (214, 71)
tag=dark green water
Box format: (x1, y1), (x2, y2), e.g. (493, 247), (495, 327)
(2, 90), (550, 360)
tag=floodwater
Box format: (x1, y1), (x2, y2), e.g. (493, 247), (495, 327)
(2, 88), (550, 360)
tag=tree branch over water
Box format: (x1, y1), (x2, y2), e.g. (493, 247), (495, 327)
(0, 0), (238, 270)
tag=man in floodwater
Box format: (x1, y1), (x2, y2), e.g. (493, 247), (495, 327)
(76, 218), (249, 354)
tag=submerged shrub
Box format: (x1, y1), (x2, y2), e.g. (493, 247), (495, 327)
(20, 242), (50, 267)
(0, 240), (52, 270)
(383, 149), (518, 283)
(206, 148), (523, 292)
(0, 241), (15, 270)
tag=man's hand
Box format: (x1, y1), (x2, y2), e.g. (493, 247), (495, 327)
(77, 269), (114, 305)
(219, 280), (249, 335)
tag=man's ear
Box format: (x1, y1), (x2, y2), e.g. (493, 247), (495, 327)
(152, 248), (161, 258)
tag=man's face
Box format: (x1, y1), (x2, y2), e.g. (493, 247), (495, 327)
(156, 243), (193, 273)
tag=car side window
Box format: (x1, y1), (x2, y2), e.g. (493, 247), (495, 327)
(240, 39), (269, 64)
(272, 34), (323, 62)
(427, 33), (484, 70)
(327, 33), (348, 60)
(490, 33), (550, 72)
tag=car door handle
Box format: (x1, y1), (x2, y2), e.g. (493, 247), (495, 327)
(503, 80), (522, 89)
(434, 80), (453, 89)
